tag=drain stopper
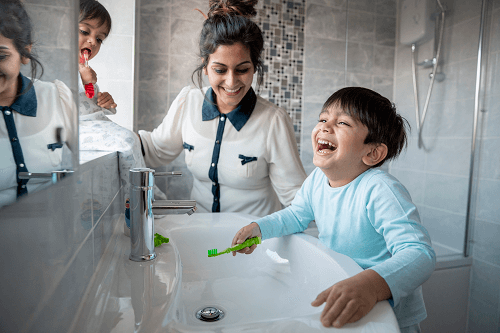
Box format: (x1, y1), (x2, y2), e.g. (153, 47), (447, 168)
(196, 307), (225, 322)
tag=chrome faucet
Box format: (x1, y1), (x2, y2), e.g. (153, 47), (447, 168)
(19, 170), (74, 184)
(129, 168), (196, 262)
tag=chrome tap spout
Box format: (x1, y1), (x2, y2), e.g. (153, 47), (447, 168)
(129, 168), (196, 262)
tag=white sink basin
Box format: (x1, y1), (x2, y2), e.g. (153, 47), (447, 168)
(156, 213), (400, 333)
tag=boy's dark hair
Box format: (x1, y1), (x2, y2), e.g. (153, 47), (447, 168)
(192, 0), (264, 92)
(0, 0), (44, 95)
(322, 87), (409, 168)
(79, 0), (112, 35)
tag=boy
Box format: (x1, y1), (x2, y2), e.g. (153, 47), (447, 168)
(231, 87), (436, 333)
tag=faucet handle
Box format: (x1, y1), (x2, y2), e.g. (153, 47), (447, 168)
(19, 170), (74, 184)
(154, 171), (182, 177)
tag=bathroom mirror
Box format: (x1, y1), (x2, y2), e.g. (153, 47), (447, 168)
(78, 0), (137, 163)
(0, 0), (79, 210)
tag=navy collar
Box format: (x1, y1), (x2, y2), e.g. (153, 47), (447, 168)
(8, 74), (37, 117)
(201, 87), (257, 131)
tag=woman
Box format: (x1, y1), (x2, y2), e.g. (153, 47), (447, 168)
(0, 0), (76, 209)
(138, 0), (306, 217)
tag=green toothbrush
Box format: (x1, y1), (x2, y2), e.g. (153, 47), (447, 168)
(208, 236), (262, 257)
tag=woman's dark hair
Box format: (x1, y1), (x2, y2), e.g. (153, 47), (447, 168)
(192, 0), (264, 92)
(79, 0), (112, 35)
(0, 0), (44, 95)
(322, 87), (410, 168)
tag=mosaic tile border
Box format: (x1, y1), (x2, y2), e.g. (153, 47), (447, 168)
(256, 0), (306, 152)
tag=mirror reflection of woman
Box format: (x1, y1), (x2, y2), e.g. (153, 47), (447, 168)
(138, 0), (307, 216)
(0, 0), (76, 209)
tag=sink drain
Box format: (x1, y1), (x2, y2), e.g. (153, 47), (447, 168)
(196, 306), (225, 322)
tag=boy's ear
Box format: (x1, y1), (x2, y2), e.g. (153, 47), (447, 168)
(362, 143), (388, 167)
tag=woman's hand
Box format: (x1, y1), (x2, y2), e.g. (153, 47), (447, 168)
(78, 63), (97, 85)
(311, 269), (391, 328)
(97, 92), (117, 109)
(231, 222), (262, 256)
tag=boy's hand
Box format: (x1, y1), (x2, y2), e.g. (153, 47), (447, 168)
(78, 63), (97, 85)
(311, 269), (391, 328)
(231, 222), (262, 256)
(97, 92), (117, 109)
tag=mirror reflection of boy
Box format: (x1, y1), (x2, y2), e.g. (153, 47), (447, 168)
(78, 0), (117, 115)
(232, 87), (436, 333)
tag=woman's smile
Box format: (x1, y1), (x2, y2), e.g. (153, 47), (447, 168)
(204, 42), (255, 114)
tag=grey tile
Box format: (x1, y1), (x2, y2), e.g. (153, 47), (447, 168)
(307, 0), (346, 8)
(347, 10), (375, 43)
(139, 53), (170, 92)
(348, 0), (376, 13)
(346, 42), (373, 73)
(423, 138), (472, 176)
(483, 90), (500, 138)
(141, 0), (171, 16)
(303, 69), (345, 103)
(473, 219), (500, 267)
(475, 178), (500, 223)
(467, 259), (500, 333)
(394, 43), (412, 78)
(136, 89), (170, 132)
(423, 173), (469, 215)
(24, 0), (70, 5)
(169, 54), (200, 93)
(346, 72), (372, 88)
(445, 17), (481, 65)
(376, 0), (397, 17)
(375, 15), (396, 46)
(306, 3), (347, 41)
(440, 0), (482, 28)
(140, 14), (170, 55)
(392, 74), (416, 107)
(372, 81), (393, 100)
(305, 37), (346, 72)
(457, 58), (479, 101)
(25, 5), (72, 50)
(421, 98), (475, 138)
(489, 8), (500, 54)
(373, 45), (395, 76)
(171, 0), (209, 22)
(467, 296), (500, 333)
(35, 47), (73, 86)
(170, 19), (204, 56)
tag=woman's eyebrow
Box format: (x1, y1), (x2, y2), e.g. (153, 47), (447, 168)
(212, 61), (252, 67)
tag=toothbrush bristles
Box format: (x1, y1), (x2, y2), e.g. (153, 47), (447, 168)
(208, 249), (217, 257)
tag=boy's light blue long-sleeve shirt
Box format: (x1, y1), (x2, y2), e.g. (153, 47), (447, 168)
(255, 167), (436, 328)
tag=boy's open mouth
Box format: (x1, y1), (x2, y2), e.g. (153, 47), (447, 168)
(81, 48), (91, 58)
(317, 139), (337, 153)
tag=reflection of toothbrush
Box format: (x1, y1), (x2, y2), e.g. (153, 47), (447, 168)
(79, 50), (95, 99)
(208, 236), (262, 257)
